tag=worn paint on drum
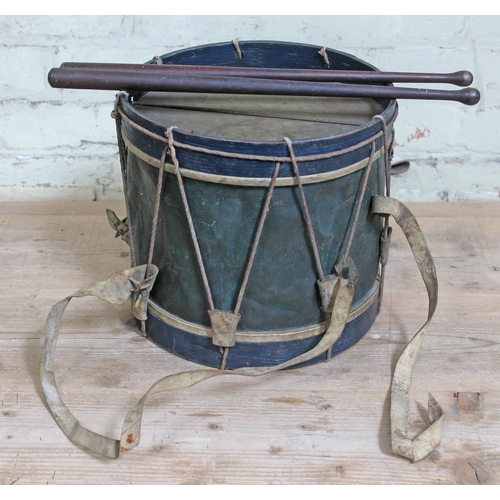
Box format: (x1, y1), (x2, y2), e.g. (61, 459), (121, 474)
(127, 154), (384, 329)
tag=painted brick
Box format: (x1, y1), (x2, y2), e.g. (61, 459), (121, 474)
(0, 15), (498, 201)
(0, 100), (117, 150)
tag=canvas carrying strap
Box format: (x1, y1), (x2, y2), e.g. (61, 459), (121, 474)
(371, 196), (443, 462)
(40, 196), (442, 461)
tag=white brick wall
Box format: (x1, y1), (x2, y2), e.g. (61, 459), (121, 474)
(1, 15), (499, 201)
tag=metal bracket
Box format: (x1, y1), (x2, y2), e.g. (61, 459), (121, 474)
(335, 255), (359, 286)
(106, 209), (130, 246)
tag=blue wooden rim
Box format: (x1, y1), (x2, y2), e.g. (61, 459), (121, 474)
(116, 40), (397, 180)
(144, 292), (379, 370)
(119, 93), (396, 161)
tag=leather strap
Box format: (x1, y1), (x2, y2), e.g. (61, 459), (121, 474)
(41, 266), (353, 457)
(371, 195), (442, 461)
(41, 196), (442, 461)
(41, 265), (158, 458)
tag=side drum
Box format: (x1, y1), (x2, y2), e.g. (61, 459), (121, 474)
(116, 40), (398, 370)
(43, 39), (444, 461)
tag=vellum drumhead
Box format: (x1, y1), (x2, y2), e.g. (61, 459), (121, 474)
(133, 92), (385, 141)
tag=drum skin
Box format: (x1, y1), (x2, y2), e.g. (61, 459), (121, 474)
(118, 41), (397, 369)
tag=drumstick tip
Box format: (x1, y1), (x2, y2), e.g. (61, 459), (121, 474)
(455, 70), (474, 87)
(462, 87), (480, 105)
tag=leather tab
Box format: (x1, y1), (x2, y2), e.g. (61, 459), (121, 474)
(317, 275), (340, 313)
(380, 226), (393, 266)
(209, 310), (240, 347)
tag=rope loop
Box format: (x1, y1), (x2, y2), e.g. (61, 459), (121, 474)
(343, 140), (377, 261)
(166, 127), (215, 311)
(318, 47), (331, 67)
(284, 136), (325, 282)
(232, 39), (243, 59)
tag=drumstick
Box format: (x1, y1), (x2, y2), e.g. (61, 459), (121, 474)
(60, 62), (474, 87)
(48, 67), (481, 106)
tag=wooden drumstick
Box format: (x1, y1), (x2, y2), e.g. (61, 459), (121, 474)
(48, 67), (481, 105)
(60, 62), (474, 87)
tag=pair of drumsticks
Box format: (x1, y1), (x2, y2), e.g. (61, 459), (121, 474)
(48, 62), (480, 105)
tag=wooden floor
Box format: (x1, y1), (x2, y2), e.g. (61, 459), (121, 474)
(0, 200), (499, 485)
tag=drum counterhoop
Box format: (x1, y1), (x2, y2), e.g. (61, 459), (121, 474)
(42, 40), (443, 461)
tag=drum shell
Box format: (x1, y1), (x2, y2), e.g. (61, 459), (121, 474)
(118, 41), (397, 369)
